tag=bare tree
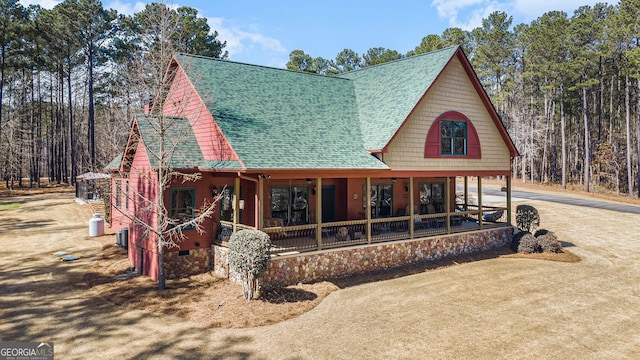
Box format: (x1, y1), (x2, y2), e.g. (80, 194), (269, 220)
(111, 2), (219, 290)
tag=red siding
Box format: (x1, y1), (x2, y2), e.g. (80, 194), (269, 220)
(126, 142), (160, 279)
(163, 64), (239, 162)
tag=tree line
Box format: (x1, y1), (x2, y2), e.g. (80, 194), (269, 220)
(1, 0), (639, 198)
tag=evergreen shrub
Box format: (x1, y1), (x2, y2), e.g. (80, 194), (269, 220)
(228, 229), (272, 300)
(515, 204), (540, 232)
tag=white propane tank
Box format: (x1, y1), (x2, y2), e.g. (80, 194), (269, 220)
(89, 213), (104, 237)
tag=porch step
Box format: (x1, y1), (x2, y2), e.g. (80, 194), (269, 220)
(88, 200), (106, 218)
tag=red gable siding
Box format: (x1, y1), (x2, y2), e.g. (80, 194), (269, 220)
(163, 62), (240, 162)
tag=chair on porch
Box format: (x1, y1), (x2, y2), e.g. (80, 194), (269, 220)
(482, 210), (504, 223)
(264, 217), (288, 239)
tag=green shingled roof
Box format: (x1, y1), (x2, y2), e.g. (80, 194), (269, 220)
(104, 152), (123, 171)
(136, 115), (242, 170)
(175, 53), (388, 170)
(172, 46), (458, 170)
(337, 46), (458, 151)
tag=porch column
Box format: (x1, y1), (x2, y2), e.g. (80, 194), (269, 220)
(464, 176), (469, 210)
(316, 177), (322, 250)
(258, 176), (264, 229)
(366, 177), (371, 244)
(234, 177), (241, 232)
(445, 176), (451, 233)
(477, 176), (483, 230)
(506, 175), (512, 225)
(409, 177), (414, 238)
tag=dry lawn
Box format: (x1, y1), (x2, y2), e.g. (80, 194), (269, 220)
(2, 181), (640, 359)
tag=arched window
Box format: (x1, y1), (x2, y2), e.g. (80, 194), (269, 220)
(424, 111), (481, 159)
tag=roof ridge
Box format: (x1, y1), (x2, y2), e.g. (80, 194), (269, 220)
(338, 45), (459, 77)
(175, 52), (350, 81)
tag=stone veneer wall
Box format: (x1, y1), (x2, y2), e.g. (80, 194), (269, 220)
(213, 227), (513, 288)
(163, 247), (212, 279)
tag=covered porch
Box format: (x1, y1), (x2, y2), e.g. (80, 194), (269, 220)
(214, 174), (512, 255)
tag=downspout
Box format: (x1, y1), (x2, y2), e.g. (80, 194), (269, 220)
(237, 172), (260, 229)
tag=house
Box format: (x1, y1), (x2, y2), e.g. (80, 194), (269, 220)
(106, 46), (519, 285)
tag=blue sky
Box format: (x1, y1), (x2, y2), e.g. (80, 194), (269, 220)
(23, 0), (604, 68)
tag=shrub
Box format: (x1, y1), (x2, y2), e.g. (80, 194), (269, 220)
(516, 232), (540, 254)
(535, 229), (562, 253)
(514, 229), (563, 254)
(511, 230), (529, 252)
(228, 229), (272, 300)
(515, 204), (540, 233)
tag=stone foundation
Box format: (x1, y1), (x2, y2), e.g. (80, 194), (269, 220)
(163, 247), (212, 279)
(213, 227), (513, 288)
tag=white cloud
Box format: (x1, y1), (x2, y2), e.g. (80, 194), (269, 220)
(431, 0), (510, 30)
(513, 0), (602, 19)
(454, 2), (504, 30)
(208, 17), (288, 65)
(105, 0), (146, 15)
(19, 0), (60, 9)
(432, 0), (606, 32)
(431, 0), (484, 20)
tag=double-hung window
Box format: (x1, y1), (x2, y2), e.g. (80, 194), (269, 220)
(170, 188), (195, 227)
(115, 180), (122, 208)
(440, 120), (467, 156)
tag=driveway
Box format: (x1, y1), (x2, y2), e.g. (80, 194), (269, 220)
(1, 192), (639, 359)
(471, 184), (640, 214)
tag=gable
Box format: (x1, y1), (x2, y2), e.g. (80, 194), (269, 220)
(163, 61), (240, 163)
(383, 55), (513, 173)
(338, 46), (458, 152)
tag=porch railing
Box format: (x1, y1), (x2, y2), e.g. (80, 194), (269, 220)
(216, 206), (508, 255)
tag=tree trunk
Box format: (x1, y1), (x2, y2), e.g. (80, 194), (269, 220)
(597, 56), (603, 142)
(583, 86), (590, 193)
(0, 44), (5, 146)
(609, 76), (614, 144)
(157, 237), (166, 290)
(626, 73), (632, 196)
(67, 61), (75, 185)
(542, 90), (549, 183)
(636, 76), (640, 198)
(88, 44), (95, 168)
(561, 84), (566, 190)
(529, 96), (534, 183)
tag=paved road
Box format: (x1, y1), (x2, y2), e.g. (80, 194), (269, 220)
(462, 184), (640, 214)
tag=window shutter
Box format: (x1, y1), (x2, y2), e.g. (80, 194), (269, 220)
(423, 120), (441, 158)
(467, 120), (481, 159)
